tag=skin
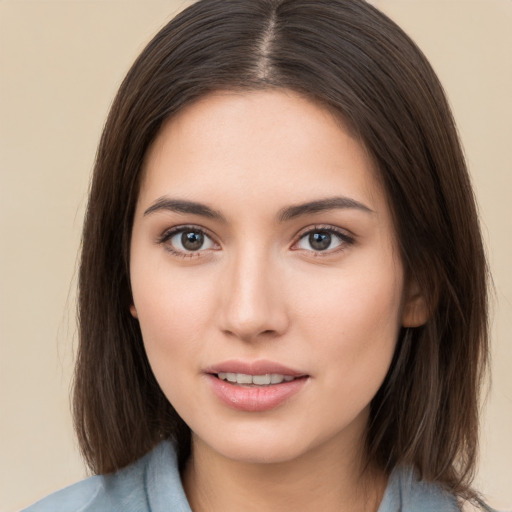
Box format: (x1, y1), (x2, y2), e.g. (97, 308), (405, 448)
(130, 89), (427, 512)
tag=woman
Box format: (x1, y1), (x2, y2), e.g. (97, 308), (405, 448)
(25, 0), (492, 510)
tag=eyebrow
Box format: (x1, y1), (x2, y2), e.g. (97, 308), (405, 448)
(278, 196), (373, 221)
(143, 196), (373, 222)
(144, 197), (226, 221)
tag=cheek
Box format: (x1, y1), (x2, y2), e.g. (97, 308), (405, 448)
(131, 265), (218, 377)
(132, 275), (214, 415)
(134, 259), (214, 329)
(295, 264), (403, 337)
(292, 261), (403, 390)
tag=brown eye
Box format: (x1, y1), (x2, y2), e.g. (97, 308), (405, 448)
(295, 228), (351, 253)
(308, 232), (331, 251)
(164, 228), (216, 254)
(181, 231), (205, 251)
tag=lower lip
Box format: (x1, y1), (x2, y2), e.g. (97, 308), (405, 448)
(207, 374), (308, 412)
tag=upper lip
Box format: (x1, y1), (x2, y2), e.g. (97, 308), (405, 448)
(205, 359), (307, 377)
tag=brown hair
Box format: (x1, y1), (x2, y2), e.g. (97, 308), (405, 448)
(74, 0), (488, 499)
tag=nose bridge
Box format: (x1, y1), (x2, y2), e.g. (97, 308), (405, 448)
(220, 242), (288, 341)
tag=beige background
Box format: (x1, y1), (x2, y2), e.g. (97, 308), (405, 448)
(0, 1), (510, 510)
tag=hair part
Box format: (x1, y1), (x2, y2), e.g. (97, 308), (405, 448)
(74, 0), (488, 500)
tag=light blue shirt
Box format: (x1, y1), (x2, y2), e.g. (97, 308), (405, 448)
(22, 440), (481, 511)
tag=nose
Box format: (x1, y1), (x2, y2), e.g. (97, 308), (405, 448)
(218, 248), (290, 342)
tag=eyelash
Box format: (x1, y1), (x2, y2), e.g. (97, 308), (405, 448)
(293, 225), (355, 255)
(157, 224), (354, 259)
(157, 225), (219, 259)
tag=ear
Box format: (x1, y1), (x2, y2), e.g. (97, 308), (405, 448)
(129, 304), (138, 319)
(402, 281), (428, 327)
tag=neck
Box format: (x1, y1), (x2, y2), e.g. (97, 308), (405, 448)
(182, 433), (387, 512)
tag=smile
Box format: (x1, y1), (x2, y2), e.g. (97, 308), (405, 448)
(206, 361), (309, 412)
(216, 372), (297, 386)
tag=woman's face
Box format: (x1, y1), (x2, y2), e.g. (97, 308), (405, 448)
(130, 89), (419, 465)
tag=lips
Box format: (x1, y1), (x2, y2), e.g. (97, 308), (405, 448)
(205, 360), (309, 412)
(206, 359), (306, 377)
(217, 372), (296, 385)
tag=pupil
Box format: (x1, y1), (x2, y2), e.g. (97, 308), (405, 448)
(309, 232), (331, 251)
(182, 231), (204, 251)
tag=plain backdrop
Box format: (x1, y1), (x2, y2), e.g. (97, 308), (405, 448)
(1, 1), (511, 510)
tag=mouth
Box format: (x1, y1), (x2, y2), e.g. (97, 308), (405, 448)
(214, 372), (303, 386)
(205, 360), (309, 411)
(205, 359), (308, 386)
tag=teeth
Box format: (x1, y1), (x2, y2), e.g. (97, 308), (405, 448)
(253, 374), (271, 385)
(217, 372), (297, 386)
(237, 373), (253, 384)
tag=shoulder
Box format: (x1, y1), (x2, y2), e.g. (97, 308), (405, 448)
(378, 467), (504, 512)
(21, 475), (103, 512)
(378, 466), (460, 512)
(21, 441), (191, 512)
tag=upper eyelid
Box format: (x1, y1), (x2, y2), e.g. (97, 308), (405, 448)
(157, 224), (354, 250)
(159, 224), (217, 242)
(157, 225), (220, 258)
(294, 224), (355, 241)
(291, 225), (355, 252)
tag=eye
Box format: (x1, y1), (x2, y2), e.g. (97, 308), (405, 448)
(160, 226), (217, 255)
(294, 227), (353, 253)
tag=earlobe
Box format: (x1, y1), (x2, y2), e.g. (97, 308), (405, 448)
(130, 304), (138, 319)
(402, 284), (429, 327)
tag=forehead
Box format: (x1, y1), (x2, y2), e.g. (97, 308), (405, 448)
(139, 89), (387, 218)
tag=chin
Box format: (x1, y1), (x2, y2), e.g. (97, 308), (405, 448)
(218, 443), (305, 465)
(193, 425), (321, 466)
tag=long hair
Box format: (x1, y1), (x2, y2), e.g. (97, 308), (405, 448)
(74, 0), (488, 498)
